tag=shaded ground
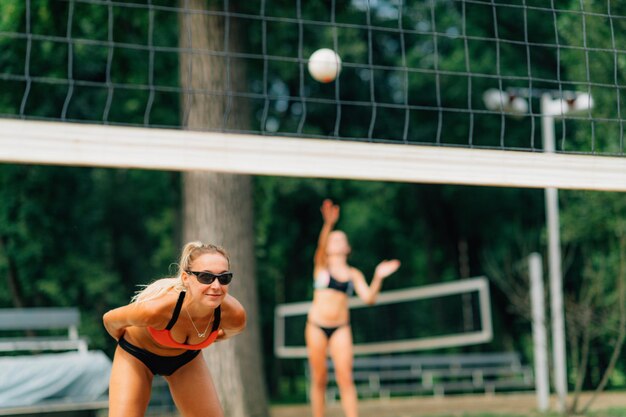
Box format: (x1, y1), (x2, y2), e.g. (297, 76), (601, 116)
(269, 391), (626, 417)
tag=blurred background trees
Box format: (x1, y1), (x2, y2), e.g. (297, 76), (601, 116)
(0, 0), (624, 404)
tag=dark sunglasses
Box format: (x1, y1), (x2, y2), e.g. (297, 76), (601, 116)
(186, 270), (233, 285)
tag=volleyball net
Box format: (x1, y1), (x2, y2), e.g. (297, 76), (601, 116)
(0, 0), (625, 190)
(274, 277), (492, 358)
(0, 0), (626, 190)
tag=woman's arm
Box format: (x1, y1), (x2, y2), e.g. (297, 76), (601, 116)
(351, 260), (401, 305)
(215, 294), (247, 341)
(313, 199), (340, 269)
(102, 298), (169, 341)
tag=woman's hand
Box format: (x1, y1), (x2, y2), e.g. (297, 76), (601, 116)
(102, 311), (126, 341)
(215, 324), (245, 342)
(321, 199), (340, 225)
(374, 259), (401, 280)
(215, 295), (247, 342)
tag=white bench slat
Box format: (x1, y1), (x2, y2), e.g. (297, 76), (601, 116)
(0, 308), (80, 330)
(0, 400), (108, 415)
(327, 353), (522, 370)
(0, 339), (88, 353)
(338, 365), (530, 382)
(0, 308), (87, 354)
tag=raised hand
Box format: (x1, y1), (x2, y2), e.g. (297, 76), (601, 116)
(374, 259), (401, 279)
(320, 199), (340, 225)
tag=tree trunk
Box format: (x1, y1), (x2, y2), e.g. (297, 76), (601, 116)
(581, 236), (626, 414)
(179, 1), (269, 416)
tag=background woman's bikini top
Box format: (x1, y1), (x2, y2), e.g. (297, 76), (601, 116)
(148, 291), (221, 350)
(314, 270), (354, 296)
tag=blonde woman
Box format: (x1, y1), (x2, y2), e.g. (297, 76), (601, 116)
(306, 199), (400, 417)
(103, 242), (246, 417)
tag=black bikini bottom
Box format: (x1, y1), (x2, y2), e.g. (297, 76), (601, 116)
(308, 321), (350, 340)
(118, 336), (201, 376)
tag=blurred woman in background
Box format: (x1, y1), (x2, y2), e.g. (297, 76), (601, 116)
(306, 199), (400, 417)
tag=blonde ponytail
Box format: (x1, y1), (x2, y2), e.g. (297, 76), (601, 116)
(131, 241), (230, 303)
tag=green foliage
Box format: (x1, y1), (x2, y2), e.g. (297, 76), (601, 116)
(556, 2), (626, 154)
(254, 175), (547, 400)
(554, 1), (626, 395)
(0, 165), (181, 354)
(0, 0), (180, 125)
(0, 0), (625, 405)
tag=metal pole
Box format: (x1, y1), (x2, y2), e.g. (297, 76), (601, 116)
(529, 252), (550, 412)
(541, 93), (568, 412)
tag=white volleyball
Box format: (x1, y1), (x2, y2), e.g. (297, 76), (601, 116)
(307, 48), (342, 83)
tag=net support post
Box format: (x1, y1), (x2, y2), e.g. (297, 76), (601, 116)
(541, 93), (568, 412)
(529, 252), (550, 413)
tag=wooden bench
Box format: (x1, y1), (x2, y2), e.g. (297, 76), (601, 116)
(0, 308), (108, 416)
(308, 352), (533, 401)
(0, 308), (88, 354)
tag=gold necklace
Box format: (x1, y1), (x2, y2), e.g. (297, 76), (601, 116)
(185, 307), (212, 338)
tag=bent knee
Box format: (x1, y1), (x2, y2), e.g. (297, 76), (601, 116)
(334, 371), (354, 388)
(310, 372), (328, 388)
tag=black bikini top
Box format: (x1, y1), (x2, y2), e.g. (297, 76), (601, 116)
(314, 271), (354, 296)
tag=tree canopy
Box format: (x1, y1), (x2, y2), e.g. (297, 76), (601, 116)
(0, 0), (624, 403)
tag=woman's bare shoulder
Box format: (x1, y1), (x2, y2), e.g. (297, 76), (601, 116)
(349, 266), (365, 280)
(132, 290), (181, 328)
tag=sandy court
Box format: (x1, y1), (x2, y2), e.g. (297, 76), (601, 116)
(269, 391), (626, 417)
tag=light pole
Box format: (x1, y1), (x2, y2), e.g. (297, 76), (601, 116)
(529, 252), (549, 412)
(483, 88), (593, 412)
